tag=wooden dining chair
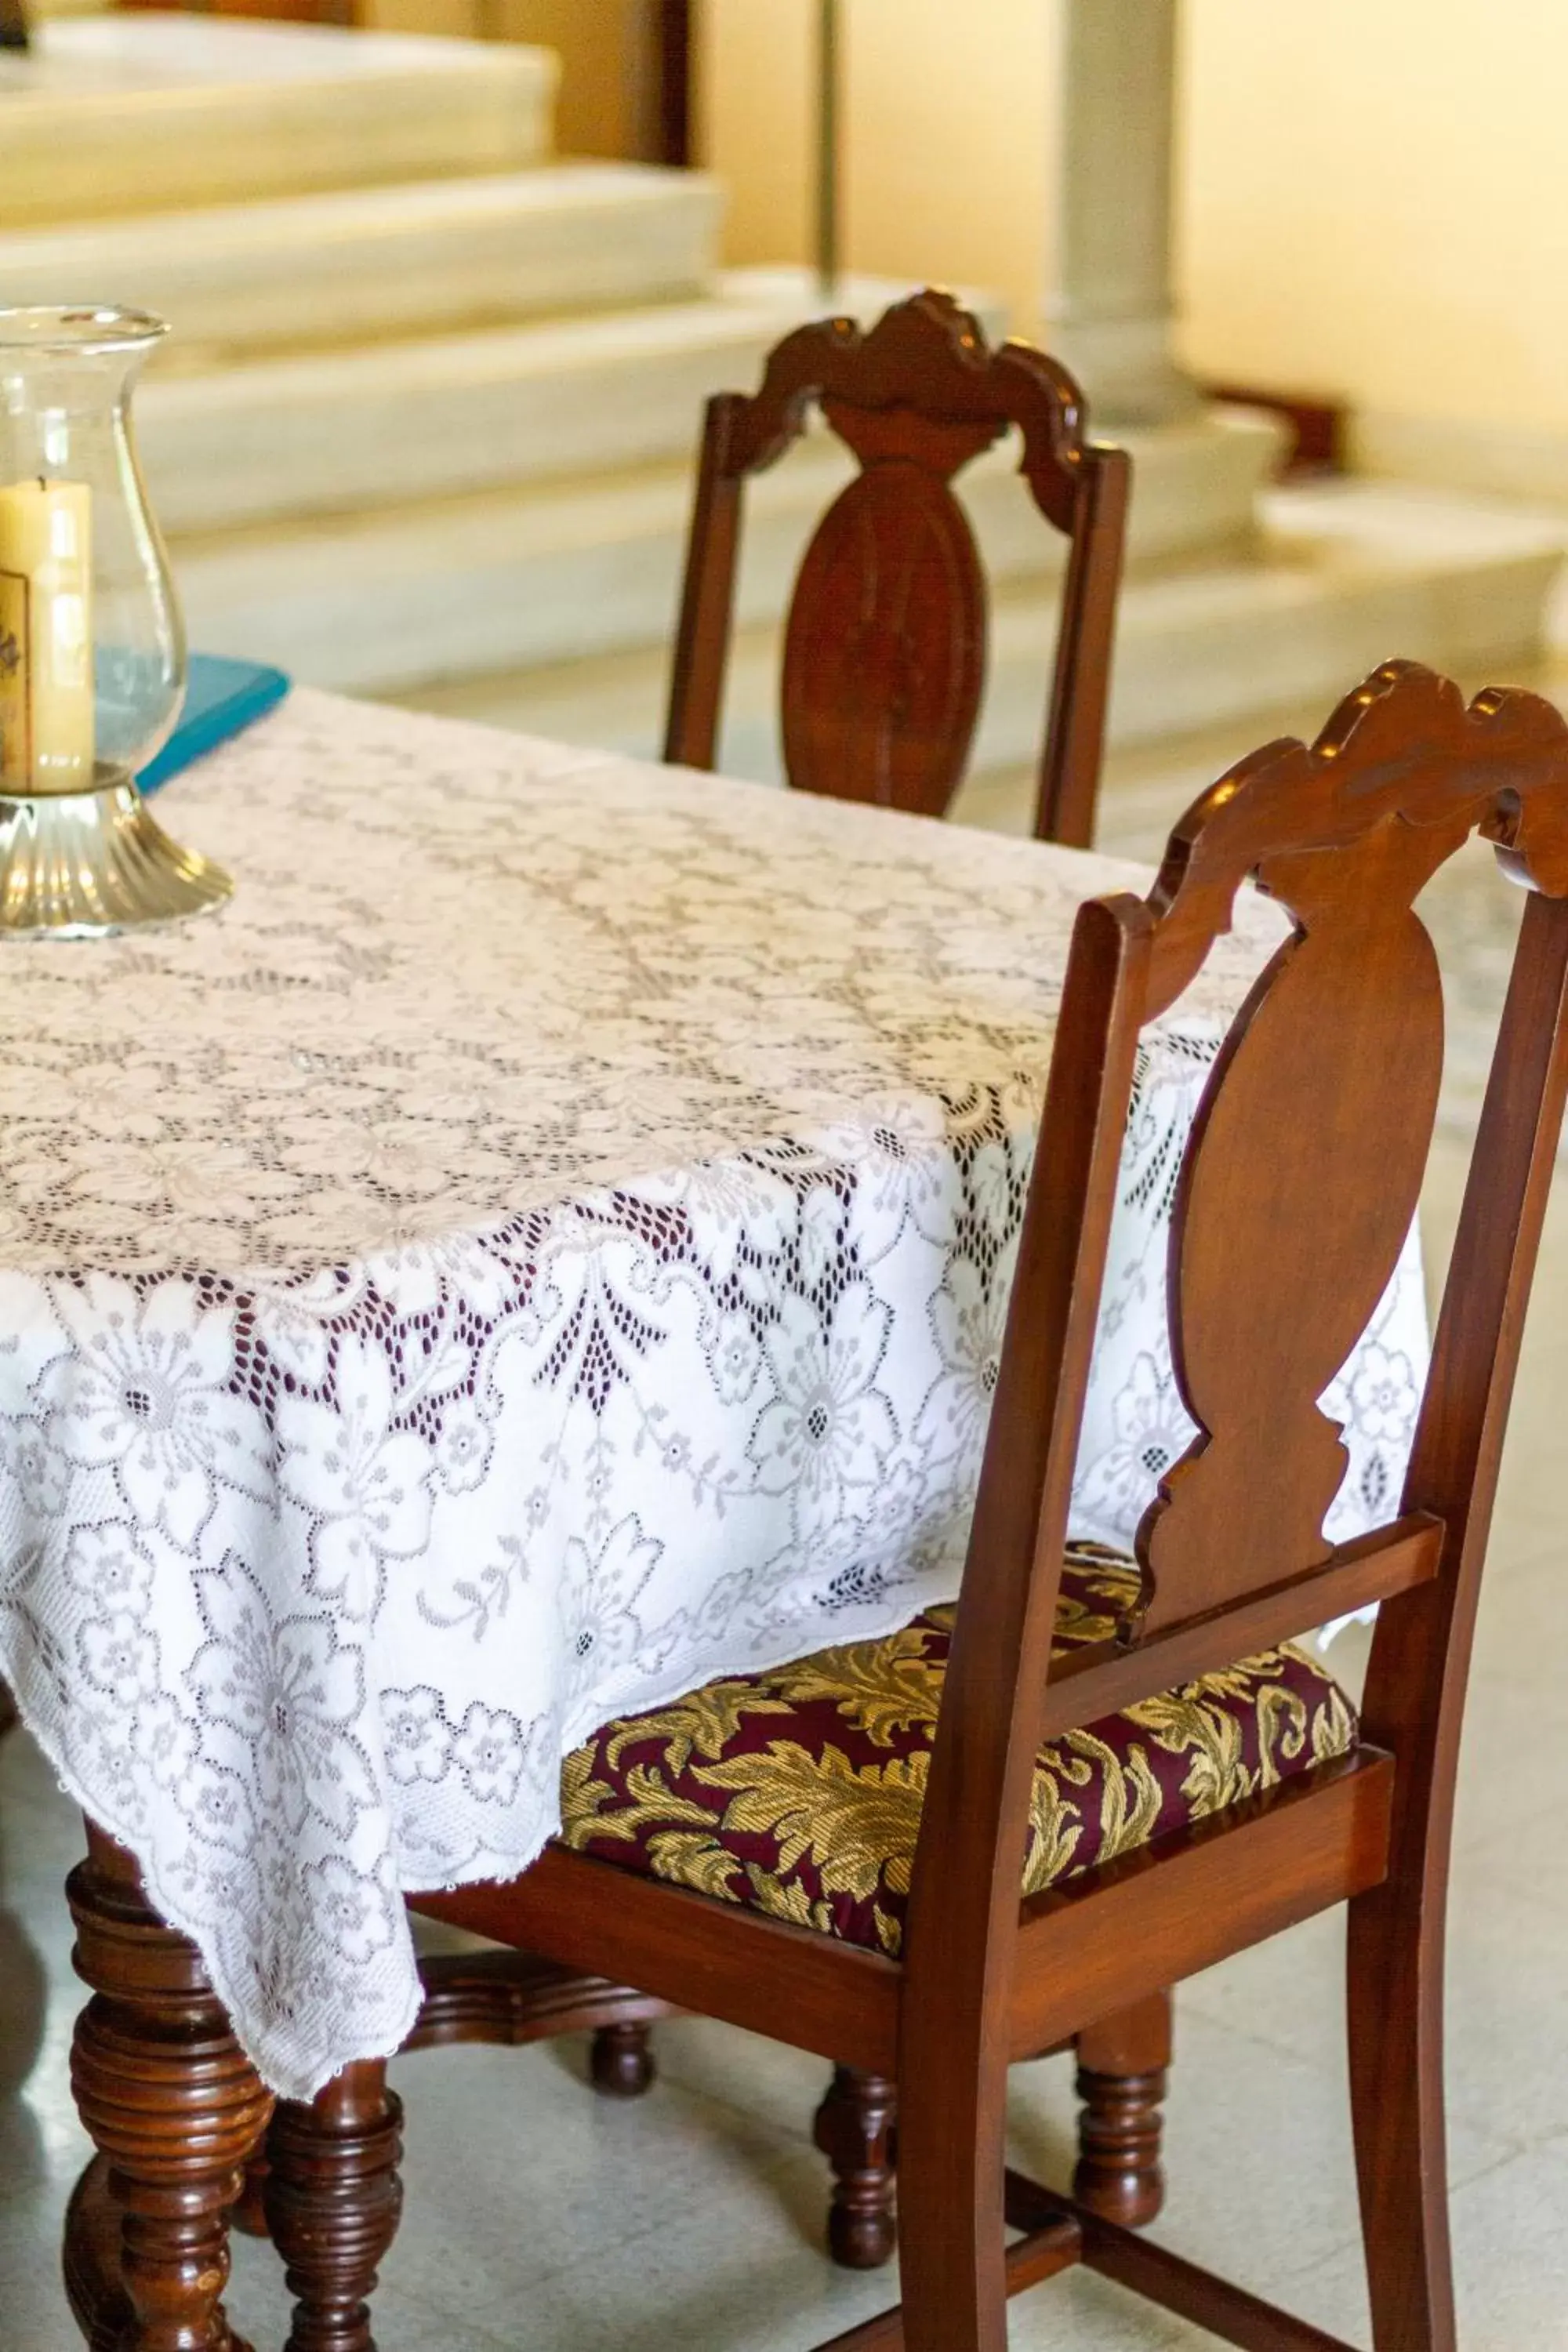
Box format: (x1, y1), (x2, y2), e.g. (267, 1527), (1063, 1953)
(649, 280), (1134, 2219)
(663, 286), (1131, 849)
(409, 659), (1568, 2351)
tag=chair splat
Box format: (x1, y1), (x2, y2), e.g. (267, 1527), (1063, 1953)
(1130, 664), (1568, 1639)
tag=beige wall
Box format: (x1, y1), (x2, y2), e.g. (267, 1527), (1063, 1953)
(702, 0), (1568, 452)
(349, 0), (1568, 452)
(496, 0), (650, 158)
(363, 0), (654, 157)
(1179, 0), (1568, 437)
(362, 0), (481, 38)
(699, 0), (1050, 331)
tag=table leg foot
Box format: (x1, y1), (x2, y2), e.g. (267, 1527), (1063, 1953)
(65, 1820), (273, 2351)
(265, 2060), (403, 2352)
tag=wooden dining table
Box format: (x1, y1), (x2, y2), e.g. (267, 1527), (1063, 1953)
(0, 689), (1429, 2347)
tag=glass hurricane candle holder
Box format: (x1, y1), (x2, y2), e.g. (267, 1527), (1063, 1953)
(0, 304), (230, 937)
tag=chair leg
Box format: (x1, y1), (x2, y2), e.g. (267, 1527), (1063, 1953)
(812, 2065), (898, 2269)
(1348, 1878), (1457, 2351)
(589, 2021), (658, 2097)
(0, 1678), (16, 1737)
(895, 2044), (1009, 2352)
(263, 2060), (403, 2352)
(1073, 1989), (1172, 2229)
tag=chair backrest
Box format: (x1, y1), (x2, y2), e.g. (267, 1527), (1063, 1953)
(906, 659), (1568, 2010)
(662, 289), (1131, 849)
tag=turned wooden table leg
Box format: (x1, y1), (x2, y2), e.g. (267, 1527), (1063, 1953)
(1073, 1987), (1172, 2228)
(589, 2021), (658, 2097)
(264, 2059), (403, 2352)
(812, 2064), (898, 2270)
(230, 2149), (270, 2241)
(64, 1819), (274, 2352)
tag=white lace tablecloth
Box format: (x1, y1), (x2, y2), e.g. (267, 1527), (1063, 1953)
(0, 690), (1428, 2100)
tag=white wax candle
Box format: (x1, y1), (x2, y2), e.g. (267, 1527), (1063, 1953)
(0, 479), (94, 795)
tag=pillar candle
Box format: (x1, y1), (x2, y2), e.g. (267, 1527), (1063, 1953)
(0, 479), (94, 795)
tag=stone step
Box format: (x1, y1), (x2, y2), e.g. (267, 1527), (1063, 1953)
(0, 167), (723, 361)
(169, 310), (1282, 667)
(140, 270), (1274, 539)
(0, 14), (554, 226)
(387, 486), (1565, 787)
(135, 267), (1015, 535)
(140, 272), (891, 536)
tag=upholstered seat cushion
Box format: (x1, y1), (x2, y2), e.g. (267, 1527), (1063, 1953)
(559, 1548), (1357, 1958)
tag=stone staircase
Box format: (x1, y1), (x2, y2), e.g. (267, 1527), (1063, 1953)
(0, 13), (556, 220)
(4, 13), (1563, 800)
(0, 165), (724, 358)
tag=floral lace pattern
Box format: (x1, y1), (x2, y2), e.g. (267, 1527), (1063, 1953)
(0, 691), (1428, 2100)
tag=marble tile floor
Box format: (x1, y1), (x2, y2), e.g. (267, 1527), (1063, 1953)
(2, 1119), (1566, 2347)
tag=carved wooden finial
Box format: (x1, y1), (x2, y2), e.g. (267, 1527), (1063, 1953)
(1144, 661), (1568, 1013)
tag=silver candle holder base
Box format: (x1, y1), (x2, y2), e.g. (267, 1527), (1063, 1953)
(0, 775), (231, 939)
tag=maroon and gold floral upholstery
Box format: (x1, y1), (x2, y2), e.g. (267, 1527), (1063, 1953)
(559, 1548), (1357, 1958)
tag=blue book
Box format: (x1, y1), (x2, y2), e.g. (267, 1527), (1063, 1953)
(137, 655), (291, 795)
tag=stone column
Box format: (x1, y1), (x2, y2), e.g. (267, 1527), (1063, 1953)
(1043, 0), (1200, 426)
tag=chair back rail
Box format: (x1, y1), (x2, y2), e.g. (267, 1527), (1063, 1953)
(904, 660), (1568, 2059)
(1036, 1514), (1442, 1740)
(661, 288), (1130, 846)
(1037, 448), (1131, 845)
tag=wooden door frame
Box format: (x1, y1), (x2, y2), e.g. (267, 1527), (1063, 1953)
(652, 0), (693, 165)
